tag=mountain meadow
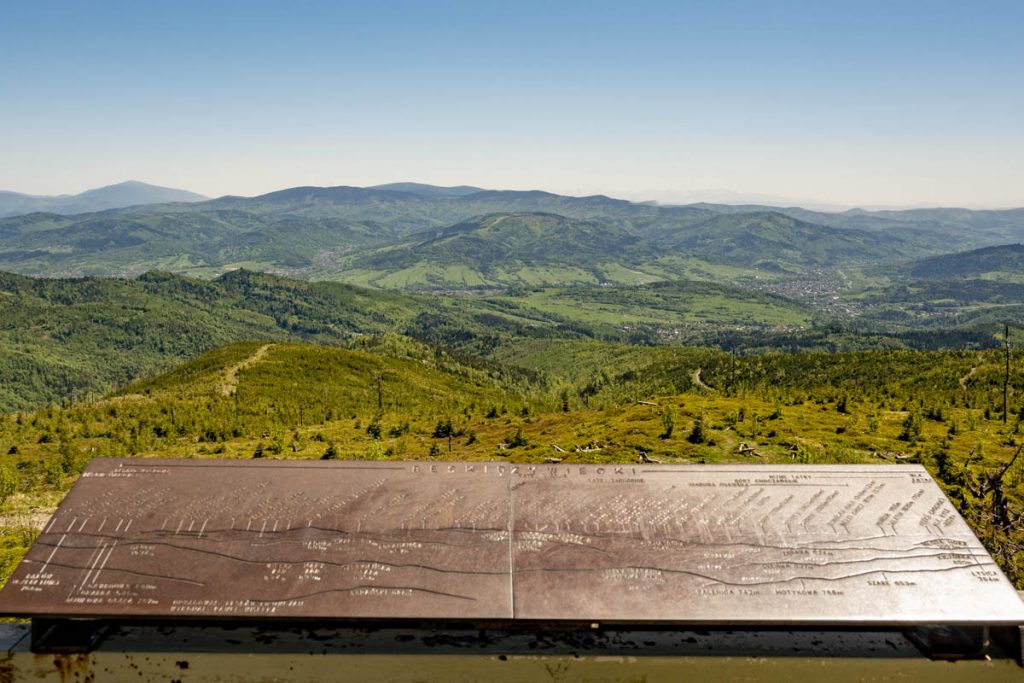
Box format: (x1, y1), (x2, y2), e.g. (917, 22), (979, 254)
(1, 183), (1023, 590)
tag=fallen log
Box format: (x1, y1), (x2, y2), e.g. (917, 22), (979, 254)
(737, 442), (764, 458)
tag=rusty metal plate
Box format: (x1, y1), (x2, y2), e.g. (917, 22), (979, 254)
(2, 460), (1023, 626)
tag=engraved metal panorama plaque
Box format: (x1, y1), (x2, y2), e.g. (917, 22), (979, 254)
(4, 460), (512, 620)
(2, 459), (1023, 626)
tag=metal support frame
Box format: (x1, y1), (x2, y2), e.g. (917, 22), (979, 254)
(30, 618), (112, 654)
(24, 617), (1024, 664)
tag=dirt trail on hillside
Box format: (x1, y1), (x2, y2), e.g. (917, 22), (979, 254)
(221, 344), (274, 396)
(959, 366), (978, 390)
(693, 368), (716, 392)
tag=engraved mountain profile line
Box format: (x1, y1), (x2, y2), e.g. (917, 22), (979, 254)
(4, 459), (1023, 625)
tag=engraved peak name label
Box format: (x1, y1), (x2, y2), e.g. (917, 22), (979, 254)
(2, 459), (1023, 626)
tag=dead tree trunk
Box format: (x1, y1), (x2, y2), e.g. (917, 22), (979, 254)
(987, 443), (1023, 530)
(730, 350), (737, 396)
(1004, 324), (1010, 424)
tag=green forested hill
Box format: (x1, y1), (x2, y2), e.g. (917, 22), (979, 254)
(0, 269), (825, 411)
(340, 212), (663, 287)
(4, 266), (1022, 412)
(909, 244), (1024, 280)
(0, 270), (426, 410)
(332, 209), (920, 286)
(0, 208), (389, 277)
(650, 211), (912, 270)
(693, 203), (1024, 249)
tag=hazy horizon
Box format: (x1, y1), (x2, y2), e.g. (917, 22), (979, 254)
(3, 1), (1022, 209)
(8, 179), (1024, 214)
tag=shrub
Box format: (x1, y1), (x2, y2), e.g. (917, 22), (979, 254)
(898, 409), (923, 443)
(320, 441), (339, 460)
(508, 427), (528, 448)
(660, 407), (675, 439)
(688, 414), (708, 444)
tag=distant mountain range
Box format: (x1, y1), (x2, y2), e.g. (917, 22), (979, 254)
(370, 182), (486, 197)
(0, 181), (207, 217)
(0, 182), (1021, 288)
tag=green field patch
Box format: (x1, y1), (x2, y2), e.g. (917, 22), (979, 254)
(591, 262), (664, 285)
(645, 255), (767, 283)
(497, 265), (599, 286)
(498, 283), (812, 328)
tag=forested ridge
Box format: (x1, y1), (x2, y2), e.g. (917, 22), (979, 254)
(2, 268), (1021, 412)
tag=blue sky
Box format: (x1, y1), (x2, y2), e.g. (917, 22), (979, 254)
(2, 0), (1022, 208)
